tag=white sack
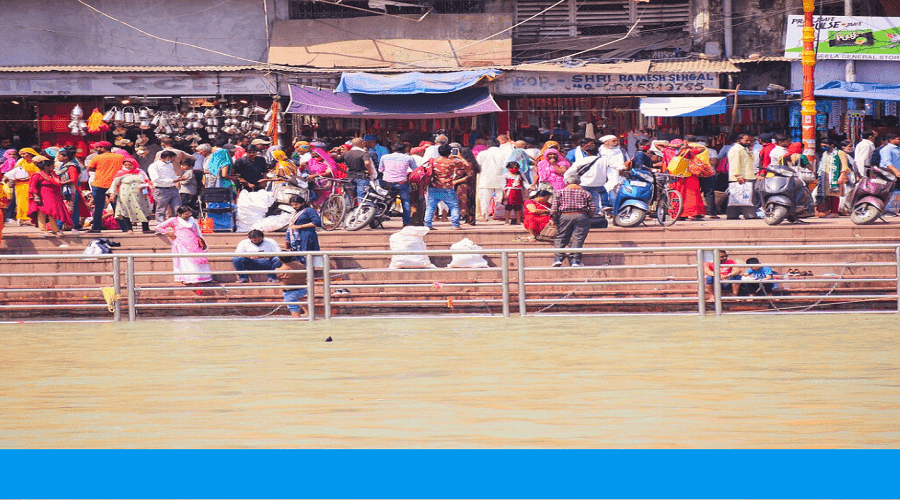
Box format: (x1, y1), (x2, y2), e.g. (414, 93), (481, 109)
(388, 226), (435, 269)
(251, 211), (294, 233)
(236, 190), (274, 232)
(447, 238), (489, 268)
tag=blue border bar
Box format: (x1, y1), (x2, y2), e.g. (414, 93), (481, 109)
(1, 450), (897, 498)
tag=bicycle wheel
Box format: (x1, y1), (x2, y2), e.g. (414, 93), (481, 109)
(320, 195), (346, 231)
(659, 189), (683, 227)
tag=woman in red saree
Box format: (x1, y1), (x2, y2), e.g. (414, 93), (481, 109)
(658, 139), (707, 219)
(523, 190), (553, 240)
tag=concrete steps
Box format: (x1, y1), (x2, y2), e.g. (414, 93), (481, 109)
(3, 217), (900, 318)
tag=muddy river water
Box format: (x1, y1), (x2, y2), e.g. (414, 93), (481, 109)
(1, 314), (898, 448)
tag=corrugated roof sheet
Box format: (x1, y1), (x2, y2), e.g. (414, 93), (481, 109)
(514, 61), (652, 75)
(649, 60), (740, 73)
(0, 64), (515, 74)
(0, 65), (271, 72)
(729, 56), (792, 63)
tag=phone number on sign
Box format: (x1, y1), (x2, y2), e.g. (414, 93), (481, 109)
(571, 82), (708, 92)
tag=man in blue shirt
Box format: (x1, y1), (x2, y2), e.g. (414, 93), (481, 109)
(739, 257), (781, 296)
(363, 135), (389, 166)
(878, 133), (900, 177)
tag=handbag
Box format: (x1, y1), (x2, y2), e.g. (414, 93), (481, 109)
(666, 155), (691, 177)
(689, 157), (715, 177)
(535, 219), (558, 242)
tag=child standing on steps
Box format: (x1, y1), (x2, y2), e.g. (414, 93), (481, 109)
(503, 161), (525, 225)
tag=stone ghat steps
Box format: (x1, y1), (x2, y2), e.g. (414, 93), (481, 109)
(1, 282), (896, 320)
(4, 219), (900, 255)
(0, 252), (893, 288)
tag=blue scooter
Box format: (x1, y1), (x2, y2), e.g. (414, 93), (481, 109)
(613, 167), (656, 227)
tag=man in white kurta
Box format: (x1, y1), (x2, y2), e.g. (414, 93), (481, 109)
(476, 135), (514, 220)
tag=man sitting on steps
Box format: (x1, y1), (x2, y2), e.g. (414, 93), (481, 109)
(232, 229), (281, 283)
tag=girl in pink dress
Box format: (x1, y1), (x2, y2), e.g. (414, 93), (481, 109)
(156, 206), (213, 284)
(28, 156), (72, 235)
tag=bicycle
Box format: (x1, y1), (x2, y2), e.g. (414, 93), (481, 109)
(316, 177), (357, 231)
(651, 172), (683, 227)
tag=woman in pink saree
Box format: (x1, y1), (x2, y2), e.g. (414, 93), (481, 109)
(156, 206), (212, 284)
(302, 147), (338, 207)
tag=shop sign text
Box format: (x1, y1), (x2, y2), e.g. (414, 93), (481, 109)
(495, 72), (717, 95)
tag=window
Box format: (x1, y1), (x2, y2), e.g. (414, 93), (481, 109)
(288, 0), (484, 19)
(513, 0), (689, 43)
(289, 0), (378, 19)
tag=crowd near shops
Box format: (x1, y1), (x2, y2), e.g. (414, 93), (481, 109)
(2, 122), (900, 293)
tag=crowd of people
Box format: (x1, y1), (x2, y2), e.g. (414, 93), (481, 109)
(3, 128), (900, 261)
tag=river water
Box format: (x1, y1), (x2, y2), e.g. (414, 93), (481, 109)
(1, 314), (898, 448)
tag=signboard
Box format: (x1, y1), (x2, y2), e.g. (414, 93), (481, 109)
(785, 15), (900, 61)
(493, 72), (717, 95)
(0, 72), (277, 96)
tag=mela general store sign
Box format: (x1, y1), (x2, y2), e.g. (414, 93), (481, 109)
(494, 71), (717, 95)
(785, 16), (900, 61)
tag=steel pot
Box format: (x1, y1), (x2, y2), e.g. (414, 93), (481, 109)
(264, 109), (274, 121)
(138, 107), (151, 119)
(252, 121), (265, 130)
(252, 105), (268, 115)
(71, 104), (84, 118)
(123, 107), (136, 124)
(207, 117), (218, 126)
(113, 108), (124, 122)
(241, 107), (252, 117)
(103, 107), (118, 122)
(139, 119), (152, 129)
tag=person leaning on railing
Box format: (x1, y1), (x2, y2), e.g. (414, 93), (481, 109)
(550, 173), (596, 268)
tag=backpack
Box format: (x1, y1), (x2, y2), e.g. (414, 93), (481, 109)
(869, 146), (883, 168)
(409, 159), (433, 184)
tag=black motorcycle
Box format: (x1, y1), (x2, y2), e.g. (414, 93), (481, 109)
(345, 179), (398, 231)
(757, 164), (812, 225)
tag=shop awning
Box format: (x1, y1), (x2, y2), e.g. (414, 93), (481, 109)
(639, 96), (727, 117)
(335, 69), (502, 94)
(814, 81), (900, 101)
(286, 85), (501, 118)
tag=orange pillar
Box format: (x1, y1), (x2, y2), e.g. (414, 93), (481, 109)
(801, 0), (817, 159)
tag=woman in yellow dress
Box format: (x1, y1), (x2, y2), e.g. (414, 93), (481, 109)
(12, 148), (40, 224)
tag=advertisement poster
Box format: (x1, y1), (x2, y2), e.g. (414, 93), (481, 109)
(785, 15), (900, 60)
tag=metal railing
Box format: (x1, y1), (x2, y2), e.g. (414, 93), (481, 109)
(2, 243), (900, 321)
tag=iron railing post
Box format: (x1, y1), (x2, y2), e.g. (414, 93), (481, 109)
(112, 256), (121, 322)
(713, 248), (722, 316)
(517, 251), (527, 316)
(126, 256), (136, 322)
(323, 253), (331, 320)
(896, 246), (899, 313)
(697, 249), (706, 315)
(307, 253), (316, 321)
(501, 252), (510, 318)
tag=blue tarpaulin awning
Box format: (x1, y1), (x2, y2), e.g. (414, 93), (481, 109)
(286, 85), (501, 118)
(813, 81), (900, 101)
(639, 97), (728, 117)
(335, 69), (502, 95)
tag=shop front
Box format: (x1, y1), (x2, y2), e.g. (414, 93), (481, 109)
(785, 15), (900, 143)
(0, 67), (281, 155)
(285, 70), (503, 147)
(489, 60), (740, 151)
